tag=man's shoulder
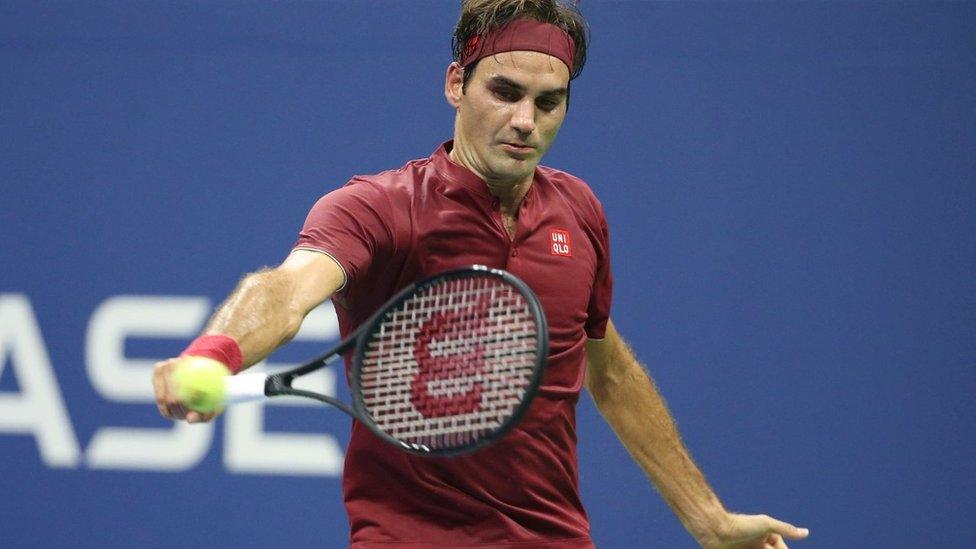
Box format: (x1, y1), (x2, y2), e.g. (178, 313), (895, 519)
(537, 164), (597, 193)
(536, 164), (604, 215)
(349, 155), (433, 186)
(336, 154), (434, 202)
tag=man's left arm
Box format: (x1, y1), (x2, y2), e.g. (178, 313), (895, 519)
(585, 319), (810, 549)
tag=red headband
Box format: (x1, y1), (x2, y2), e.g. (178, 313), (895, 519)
(460, 19), (576, 74)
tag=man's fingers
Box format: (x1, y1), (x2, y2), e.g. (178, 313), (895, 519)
(154, 357), (225, 423)
(153, 360), (175, 419)
(169, 402), (189, 420)
(768, 532), (788, 549)
(761, 515), (809, 540)
(163, 359), (191, 419)
(154, 357), (222, 423)
(189, 411), (219, 424)
(153, 361), (166, 417)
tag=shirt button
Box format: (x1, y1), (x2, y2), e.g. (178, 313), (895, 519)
(511, 247), (518, 257)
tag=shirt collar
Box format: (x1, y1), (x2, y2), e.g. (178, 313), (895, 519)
(430, 140), (539, 206)
(431, 140), (492, 197)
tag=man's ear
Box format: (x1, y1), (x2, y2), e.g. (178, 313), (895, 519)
(444, 62), (465, 108)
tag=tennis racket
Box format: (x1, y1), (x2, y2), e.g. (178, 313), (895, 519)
(223, 265), (548, 457)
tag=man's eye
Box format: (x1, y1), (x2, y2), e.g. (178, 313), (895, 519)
(537, 100), (560, 111)
(494, 89), (519, 101)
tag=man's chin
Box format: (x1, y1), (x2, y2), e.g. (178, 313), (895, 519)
(490, 156), (537, 178)
(488, 169), (535, 185)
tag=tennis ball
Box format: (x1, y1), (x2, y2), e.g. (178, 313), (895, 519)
(174, 356), (230, 413)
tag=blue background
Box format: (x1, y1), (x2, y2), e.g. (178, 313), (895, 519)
(2, 1), (974, 547)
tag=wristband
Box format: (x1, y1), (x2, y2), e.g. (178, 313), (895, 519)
(181, 334), (244, 374)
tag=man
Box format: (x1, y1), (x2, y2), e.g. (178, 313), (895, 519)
(154, 1), (810, 547)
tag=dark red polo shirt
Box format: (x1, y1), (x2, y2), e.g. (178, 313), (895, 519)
(294, 141), (612, 548)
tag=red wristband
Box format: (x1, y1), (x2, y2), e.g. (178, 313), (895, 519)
(181, 334), (244, 374)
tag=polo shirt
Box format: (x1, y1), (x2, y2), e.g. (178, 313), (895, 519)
(294, 141), (612, 548)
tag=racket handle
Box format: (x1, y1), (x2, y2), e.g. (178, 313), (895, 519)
(224, 372), (269, 404)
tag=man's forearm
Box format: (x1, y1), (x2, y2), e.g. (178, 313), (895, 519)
(587, 346), (727, 539)
(203, 268), (305, 368)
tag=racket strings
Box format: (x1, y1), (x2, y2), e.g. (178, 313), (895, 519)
(359, 275), (539, 450)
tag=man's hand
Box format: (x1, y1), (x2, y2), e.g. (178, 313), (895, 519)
(152, 357), (221, 424)
(150, 250), (346, 425)
(700, 512), (810, 549)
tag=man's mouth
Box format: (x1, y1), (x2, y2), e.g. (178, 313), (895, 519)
(501, 142), (535, 156)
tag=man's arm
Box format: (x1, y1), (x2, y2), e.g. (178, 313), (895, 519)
(153, 249), (345, 423)
(585, 319), (809, 548)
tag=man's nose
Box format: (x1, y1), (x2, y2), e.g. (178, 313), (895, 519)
(510, 99), (536, 135)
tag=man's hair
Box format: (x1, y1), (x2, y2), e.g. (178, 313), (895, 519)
(452, 0), (589, 91)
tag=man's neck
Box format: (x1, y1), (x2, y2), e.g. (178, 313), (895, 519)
(448, 146), (532, 212)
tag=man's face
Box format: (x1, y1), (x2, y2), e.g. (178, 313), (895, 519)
(447, 51), (571, 185)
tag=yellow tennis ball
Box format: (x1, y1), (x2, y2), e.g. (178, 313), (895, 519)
(174, 356), (230, 413)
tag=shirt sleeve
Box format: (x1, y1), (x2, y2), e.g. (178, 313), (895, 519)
(292, 178), (396, 291)
(584, 214), (613, 340)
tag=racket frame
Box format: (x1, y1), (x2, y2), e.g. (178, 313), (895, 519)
(258, 265), (548, 457)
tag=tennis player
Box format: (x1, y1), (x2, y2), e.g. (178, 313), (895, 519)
(153, 1), (809, 547)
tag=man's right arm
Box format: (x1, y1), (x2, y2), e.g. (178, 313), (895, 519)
(153, 249), (345, 423)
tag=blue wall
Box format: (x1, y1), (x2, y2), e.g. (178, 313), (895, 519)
(2, 2), (974, 547)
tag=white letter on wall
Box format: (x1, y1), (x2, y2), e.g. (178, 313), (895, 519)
(223, 302), (344, 476)
(0, 294), (80, 468)
(84, 295), (213, 471)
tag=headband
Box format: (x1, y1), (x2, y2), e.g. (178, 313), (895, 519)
(459, 19), (576, 75)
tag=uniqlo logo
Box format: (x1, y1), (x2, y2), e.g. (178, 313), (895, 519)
(550, 229), (572, 257)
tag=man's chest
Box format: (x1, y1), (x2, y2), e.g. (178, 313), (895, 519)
(406, 198), (598, 336)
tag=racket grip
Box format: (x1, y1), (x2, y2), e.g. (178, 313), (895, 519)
(224, 372), (269, 404)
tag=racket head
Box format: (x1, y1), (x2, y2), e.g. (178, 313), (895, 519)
(350, 265), (548, 457)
